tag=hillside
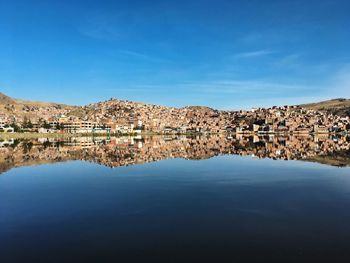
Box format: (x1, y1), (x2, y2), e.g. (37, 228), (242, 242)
(1, 92), (350, 134)
(0, 92), (230, 131)
(0, 92), (70, 107)
(0, 92), (16, 105)
(0, 92), (75, 121)
(300, 98), (350, 117)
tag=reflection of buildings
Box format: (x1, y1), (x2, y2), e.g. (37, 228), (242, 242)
(0, 138), (15, 148)
(231, 134), (350, 161)
(1, 135), (350, 174)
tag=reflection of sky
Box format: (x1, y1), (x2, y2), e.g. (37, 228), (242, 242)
(1, 156), (350, 261)
(2, 0), (350, 109)
(1, 157), (350, 222)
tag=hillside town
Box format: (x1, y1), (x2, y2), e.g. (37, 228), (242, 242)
(1, 93), (350, 135)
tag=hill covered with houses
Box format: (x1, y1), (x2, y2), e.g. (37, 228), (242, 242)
(0, 92), (350, 135)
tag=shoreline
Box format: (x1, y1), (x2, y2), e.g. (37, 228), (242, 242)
(0, 131), (347, 140)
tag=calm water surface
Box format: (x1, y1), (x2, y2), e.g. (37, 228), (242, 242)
(1, 136), (350, 262)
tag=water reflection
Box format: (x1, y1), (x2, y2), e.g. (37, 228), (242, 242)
(2, 135), (350, 263)
(1, 134), (350, 174)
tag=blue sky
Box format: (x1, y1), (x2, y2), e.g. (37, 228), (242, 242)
(1, 0), (350, 109)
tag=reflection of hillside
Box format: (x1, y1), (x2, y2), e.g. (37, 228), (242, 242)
(304, 149), (350, 167)
(1, 135), (350, 174)
(0, 140), (83, 174)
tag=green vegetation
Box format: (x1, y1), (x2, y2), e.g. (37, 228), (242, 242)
(22, 116), (33, 129)
(41, 121), (51, 129)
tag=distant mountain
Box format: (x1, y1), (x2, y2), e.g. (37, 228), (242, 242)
(0, 92), (16, 105)
(300, 98), (350, 117)
(0, 92), (71, 108)
(0, 92), (75, 121)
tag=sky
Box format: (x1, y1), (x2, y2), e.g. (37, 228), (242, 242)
(1, 0), (350, 109)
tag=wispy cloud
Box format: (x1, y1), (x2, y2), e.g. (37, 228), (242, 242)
(120, 79), (318, 99)
(234, 49), (275, 58)
(327, 64), (350, 97)
(181, 79), (313, 94)
(88, 75), (337, 110)
(117, 50), (170, 63)
(76, 10), (129, 41)
(270, 53), (304, 71)
(276, 53), (301, 66)
(77, 15), (122, 40)
(174, 77), (324, 105)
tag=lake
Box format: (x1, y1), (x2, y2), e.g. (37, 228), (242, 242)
(1, 135), (350, 262)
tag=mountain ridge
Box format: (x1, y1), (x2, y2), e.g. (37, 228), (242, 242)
(0, 92), (16, 105)
(2, 91), (350, 114)
(299, 98), (350, 117)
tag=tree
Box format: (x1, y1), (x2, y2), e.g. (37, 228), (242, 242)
(22, 116), (28, 127)
(55, 123), (64, 130)
(11, 122), (20, 132)
(42, 121), (51, 129)
(27, 120), (33, 129)
(22, 117), (33, 129)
